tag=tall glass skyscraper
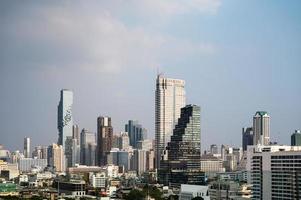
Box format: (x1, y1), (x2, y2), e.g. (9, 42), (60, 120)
(155, 75), (185, 169)
(253, 111), (270, 145)
(57, 89), (73, 149)
(159, 105), (204, 186)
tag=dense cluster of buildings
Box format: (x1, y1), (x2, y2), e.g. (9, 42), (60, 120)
(0, 75), (300, 199)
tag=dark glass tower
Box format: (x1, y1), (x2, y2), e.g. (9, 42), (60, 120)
(242, 127), (253, 151)
(125, 120), (147, 148)
(291, 130), (301, 146)
(97, 116), (113, 166)
(159, 105), (205, 187)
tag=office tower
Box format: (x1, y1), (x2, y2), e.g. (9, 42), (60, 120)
(159, 105), (205, 186)
(125, 120), (147, 148)
(210, 144), (218, 155)
(246, 145), (301, 199)
(72, 124), (80, 146)
(132, 149), (147, 175)
(119, 132), (130, 150)
(291, 130), (301, 146)
(111, 135), (120, 149)
(80, 129), (96, 166)
(57, 89), (73, 149)
(97, 116), (113, 166)
(23, 137), (30, 158)
(47, 143), (66, 172)
(253, 111), (270, 145)
(155, 75), (186, 169)
(242, 127), (253, 151)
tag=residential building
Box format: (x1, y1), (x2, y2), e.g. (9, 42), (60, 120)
(200, 154), (225, 178)
(246, 145), (301, 199)
(47, 143), (66, 172)
(90, 173), (106, 188)
(119, 132), (130, 150)
(180, 184), (210, 200)
(155, 75), (185, 169)
(18, 158), (47, 173)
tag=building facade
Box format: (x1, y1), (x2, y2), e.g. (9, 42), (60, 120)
(253, 111), (270, 145)
(155, 75), (186, 169)
(242, 127), (253, 151)
(246, 145), (301, 199)
(57, 89), (73, 149)
(47, 143), (66, 172)
(80, 129), (96, 166)
(24, 137), (30, 158)
(159, 105), (204, 187)
(97, 116), (113, 166)
(291, 130), (301, 146)
(125, 120), (147, 148)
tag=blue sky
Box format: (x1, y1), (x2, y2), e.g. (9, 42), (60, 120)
(0, 0), (300, 151)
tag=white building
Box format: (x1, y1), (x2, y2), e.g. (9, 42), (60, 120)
(90, 173), (106, 188)
(246, 145), (301, 199)
(24, 137), (30, 158)
(180, 184), (210, 200)
(18, 158), (47, 173)
(253, 111), (270, 145)
(155, 75), (185, 169)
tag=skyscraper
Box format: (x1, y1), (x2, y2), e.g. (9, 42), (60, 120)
(24, 137), (30, 158)
(291, 130), (301, 146)
(125, 120), (147, 148)
(80, 129), (96, 166)
(47, 143), (66, 172)
(253, 111), (270, 145)
(97, 116), (113, 166)
(57, 89), (73, 149)
(159, 105), (204, 186)
(155, 75), (186, 169)
(242, 127), (253, 151)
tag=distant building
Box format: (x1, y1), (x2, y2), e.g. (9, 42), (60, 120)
(242, 127), (253, 151)
(57, 89), (73, 149)
(0, 145), (10, 162)
(119, 132), (130, 150)
(209, 180), (251, 200)
(24, 137), (30, 158)
(125, 120), (147, 148)
(47, 143), (66, 172)
(97, 116), (113, 166)
(180, 184), (210, 200)
(253, 111), (270, 145)
(159, 105), (205, 187)
(155, 75), (186, 169)
(132, 149), (147, 175)
(246, 145), (301, 199)
(210, 144), (218, 155)
(200, 154), (225, 178)
(137, 139), (153, 151)
(80, 129), (96, 166)
(291, 130), (301, 146)
(32, 146), (48, 160)
(18, 158), (47, 173)
(90, 173), (106, 188)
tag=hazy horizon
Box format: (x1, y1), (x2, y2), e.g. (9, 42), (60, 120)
(1, 0), (300, 152)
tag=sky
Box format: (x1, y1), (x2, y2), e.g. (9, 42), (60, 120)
(0, 0), (300, 152)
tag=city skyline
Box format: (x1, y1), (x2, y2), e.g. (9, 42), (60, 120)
(1, 1), (301, 151)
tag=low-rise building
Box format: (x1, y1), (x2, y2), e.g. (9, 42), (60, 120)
(179, 184), (210, 200)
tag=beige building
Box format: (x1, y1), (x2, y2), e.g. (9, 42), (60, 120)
(48, 143), (66, 172)
(155, 75), (185, 169)
(200, 155), (225, 178)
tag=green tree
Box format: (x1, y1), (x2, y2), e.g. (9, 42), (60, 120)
(125, 189), (145, 200)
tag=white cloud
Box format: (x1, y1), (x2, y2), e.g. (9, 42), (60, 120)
(1, 1), (220, 74)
